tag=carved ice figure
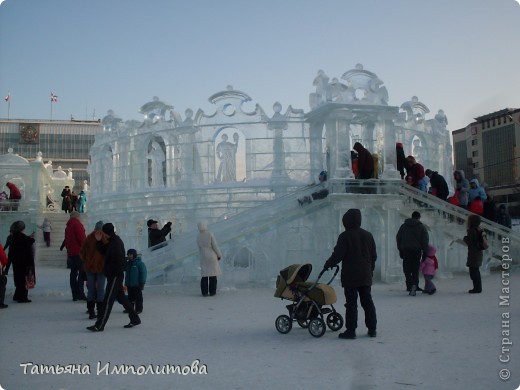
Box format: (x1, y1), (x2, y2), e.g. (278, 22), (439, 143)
(147, 141), (165, 187)
(169, 108), (183, 126)
(434, 109), (448, 126)
(139, 97), (173, 123)
(216, 133), (239, 182)
(329, 78), (354, 103)
(400, 96), (430, 122)
(102, 110), (122, 131)
(310, 70), (331, 108)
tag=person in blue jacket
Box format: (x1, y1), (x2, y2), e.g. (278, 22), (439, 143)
(125, 249), (147, 314)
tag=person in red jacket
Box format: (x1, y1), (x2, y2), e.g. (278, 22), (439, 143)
(6, 182), (21, 211)
(0, 241), (8, 308)
(62, 211), (87, 301)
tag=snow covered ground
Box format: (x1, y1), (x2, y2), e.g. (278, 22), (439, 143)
(0, 266), (518, 390)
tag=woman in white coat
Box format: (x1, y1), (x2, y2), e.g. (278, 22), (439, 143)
(197, 222), (222, 296)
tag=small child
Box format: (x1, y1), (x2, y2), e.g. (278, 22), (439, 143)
(125, 249), (147, 314)
(419, 244), (438, 295)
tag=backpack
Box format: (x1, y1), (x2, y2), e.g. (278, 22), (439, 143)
(476, 229), (488, 251)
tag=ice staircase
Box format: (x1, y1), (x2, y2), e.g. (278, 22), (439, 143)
(142, 179), (519, 281)
(396, 183), (520, 270)
(142, 183), (330, 280)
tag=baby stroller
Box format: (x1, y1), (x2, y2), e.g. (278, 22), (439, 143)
(274, 263), (344, 337)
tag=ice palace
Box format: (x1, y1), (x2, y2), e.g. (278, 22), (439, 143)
(1, 63), (518, 285)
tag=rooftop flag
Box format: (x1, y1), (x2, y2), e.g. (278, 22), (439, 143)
(51, 92), (58, 102)
(4, 93), (9, 102)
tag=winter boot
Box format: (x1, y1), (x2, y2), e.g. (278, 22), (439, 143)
(409, 285), (417, 296)
(87, 301), (96, 319)
(96, 302), (104, 318)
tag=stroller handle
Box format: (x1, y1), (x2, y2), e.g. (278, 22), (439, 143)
(317, 265), (340, 286)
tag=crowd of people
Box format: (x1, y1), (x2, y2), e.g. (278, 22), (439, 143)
(0, 209), (224, 332)
(60, 186), (87, 214)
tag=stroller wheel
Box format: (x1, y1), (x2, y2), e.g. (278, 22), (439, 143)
(275, 315), (292, 334)
(308, 318), (326, 338)
(297, 319), (309, 328)
(326, 312), (344, 331)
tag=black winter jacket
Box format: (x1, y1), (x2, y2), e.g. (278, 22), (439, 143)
(324, 209), (377, 288)
(97, 234), (126, 278)
(396, 218), (429, 256)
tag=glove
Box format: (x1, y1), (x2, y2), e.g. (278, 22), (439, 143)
(323, 260), (333, 270)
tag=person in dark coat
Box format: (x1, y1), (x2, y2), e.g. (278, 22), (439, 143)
(61, 186), (72, 213)
(7, 221), (35, 303)
(396, 211), (429, 295)
(496, 204), (512, 229)
(425, 169), (449, 201)
(87, 223), (141, 332)
(353, 142), (374, 180)
(482, 195), (497, 223)
(147, 219), (172, 248)
(323, 209), (377, 339)
(463, 214), (488, 293)
(396, 142), (406, 180)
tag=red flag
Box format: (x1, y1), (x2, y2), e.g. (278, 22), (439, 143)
(51, 92), (58, 102)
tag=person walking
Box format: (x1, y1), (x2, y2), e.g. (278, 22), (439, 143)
(463, 215), (488, 294)
(453, 170), (470, 209)
(425, 169), (449, 201)
(63, 211), (87, 301)
(87, 223), (141, 331)
(7, 221), (35, 303)
(197, 222), (222, 297)
(79, 221), (108, 319)
(323, 209), (378, 339)
(37, 217), (52, 247)
(396, 211), (429, 296)
(419, 244), (438, 295)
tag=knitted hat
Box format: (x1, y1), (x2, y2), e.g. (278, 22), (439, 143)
(102, 223), (115, 236)
(94, 221), (104, 231)
(70, 210), (80, 218)
(127, 249), (138, 258)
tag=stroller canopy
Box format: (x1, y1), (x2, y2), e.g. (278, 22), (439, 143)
(279, 263), (312, 284)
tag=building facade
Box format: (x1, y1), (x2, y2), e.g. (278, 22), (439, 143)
(0, 119), (102, 188)
(452, 108), (520, 214)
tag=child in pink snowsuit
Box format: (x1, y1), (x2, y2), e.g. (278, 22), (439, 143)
(419, 244), (438, 295)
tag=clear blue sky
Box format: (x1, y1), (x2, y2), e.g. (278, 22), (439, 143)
(1, 0), (519, 130)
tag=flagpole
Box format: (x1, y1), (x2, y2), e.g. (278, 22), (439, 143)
(4, 91), (9, 120)
(50, 95), (53, 121)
